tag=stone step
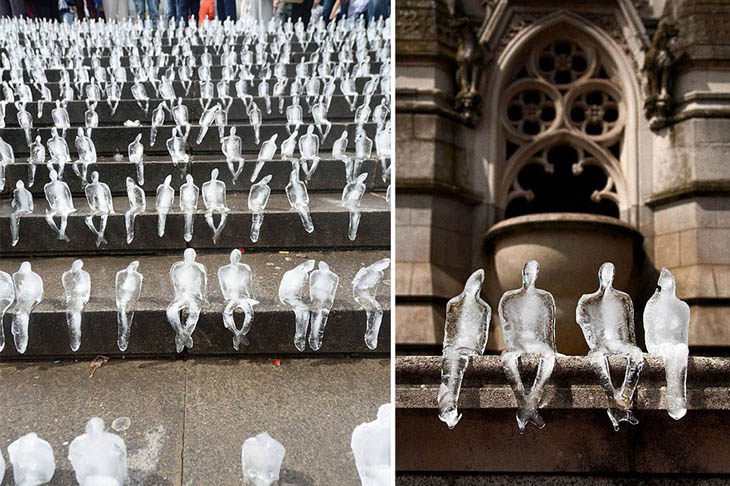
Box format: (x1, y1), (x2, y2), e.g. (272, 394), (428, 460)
(1, 192), (390, 253)
(0, 357), (389, 484)
(0, 250), (391, 357)
(2, 156), (390, 196)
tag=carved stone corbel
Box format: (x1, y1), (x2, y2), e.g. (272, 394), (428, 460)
(451, 16), (486, 125)
(642, 19), (679, 130)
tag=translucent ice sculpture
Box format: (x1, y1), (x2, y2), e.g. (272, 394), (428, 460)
(132, 80), (150, 113)
(8, 432), (55, 486)
(107, 81), (122, 116)
(10, 261), (43, 354)
(332, 130), (356, 182)
(248, 175), (272, 242)
(286, 161), (314, 233)
(351, 403), (392, 486)
(62, 259), (90, 352)
(354, 126), (373, 179)
(47, 127), (72, 180)
(84, 171), (115, 247)
(643, 268), (690, 420)
(438, 269), (490, 429)
(11, 180), (33, 247)
(250, 133), (278, 184)
(312, 100), (332, 141)
(0, 136), (15, 191)
(577, 262), (645, 431)
(341, 172), (368, 241)
(43, 169), (76, 241)
(308, 261), (339, 351)
(197, 103), (220, 145)
(222, 126), (245, 183)
(180, 174), (200, 242)
(115, 261), (143, 352)
(128, 133), (145, 185)
(218, 249), (259, 350)
(125, 177), (146, 244)
(68, 417), (127, 486)
(201, 168), (230, 244)
(498, 260), (557, 432)
(354, 103), (371, 130)
(167, 248), (209, 353)
(156, 175), (175, 238)
(286, 99), (303, 135)
(241, 432), (285, 486)
(27, 135), (46, 188)
(279, 260), (315, 352)
(73, 128), (97, 186)
(247, 101), (262, 145)
(84, 102), (99, 133)
(51, 100), (70, 137)
(17, 103), (34, 146)
(150, 101), (167, 146)
(341, 74), (358, 110)
(280, 129), (298, 161)
(0, 270), (14, 352)
(298, 125), (320, 181)
(353, 258), (390, 350)
(167, 127), (190, 168)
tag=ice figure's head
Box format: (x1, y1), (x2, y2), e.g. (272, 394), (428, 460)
(35, 135), (41, 143)
(318, 261), (330, 272)
(77, 127), (84, 136)
(186, 174), (194, 184)
(307, 124), (314, 135)
(51, 127), (59, 136)
(259, 175), (273, 185)
(657, 267), (676, 294)
(71, 259), (84, 272)
(183, 248), (196, 262)
(230, 249), (241, 264)
(356, 172), (368, 184)
(341, 130), (348, 139)
(125, 177), (135, 189)
(127, 261), (140, 272)
(230, 126), (237, 135)
(16, 180), (24, 189)
(164, 175), (172, 185)
(522, 260), (539, 287)
(90, 171), (99, 183)
(599, 262), (615, 288)
(211, 168), (219, 180)
(135, 133), (142, 143)
(49, 169), (58, 181)
(56, 99), (61, 107)
(85, 417), (104, 435)
(464, 269), (485, 298)
(269, 133), (278, 143)
(19, 261), (31, 273)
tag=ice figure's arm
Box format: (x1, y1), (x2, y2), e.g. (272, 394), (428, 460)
(575, 295), (596, 348)
(642, 294), (660, 353)
(104, 188), (115, 213)
(476, 301), (491, 354)
(624, 292), (636, 344)
(199, 266), (209, 303)
(545, 292), (557, 351)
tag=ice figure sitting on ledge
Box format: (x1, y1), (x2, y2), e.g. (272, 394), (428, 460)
(62, 260), (90, 352)
(52, 100), (70, 137)
(11, 180), (33, 247)
(116, 261), (143, 352)
(167, 127), (190, 169)
(351, 403), (392, 486)
(128, 133), (145, 185)
(85, 171), (115, 247)
(308, 261), (339, 351)
(222, 126), (245, 183)
(68, 418), (127, 486)
(0, 270), (14, 352)
(241, 432), (285, 486)
(150, 101), (167, 146)
(27, 135), (46, 188)
(342, 172), (368, 241)
(125, 177), (146, 244)
(248, 175), (272, 242)
(0, 136), (14, 191)
(47, 127), (71, 180)
(298, 124), (320, 180)
(279, 259), (315, 352)
(167, 249), (209, 353)
(643, 268), (690, 420)
(156, 175), (175, 237)
(438, 269), (490, 429)
(11, 262), (44, 354)
(44, 169), (76, 241)
(8, 432), (55, 486)
(577, 262), (644, 431)
(498, 260), (557, 432)
(218, 249), (259, 350)
(202, 168), (230, 244)
(353, 258), (390, 350)
(286, 160), (314, 233)
(73, 128), (96, 186)
(180, 174), (200, 242)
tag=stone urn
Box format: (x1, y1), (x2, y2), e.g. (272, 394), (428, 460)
(484, 213), (644, 355)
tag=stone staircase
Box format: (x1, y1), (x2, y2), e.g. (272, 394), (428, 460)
(0, 20), (390, 485)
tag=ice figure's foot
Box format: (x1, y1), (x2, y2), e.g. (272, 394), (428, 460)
(233, 333), (250, 351)
(606, 408), (638, 431)
(294, 335), (306, 352)
(612, 391), (634, 411)
(667, 397), (687, 420)
(438, 407), (461, 429)
(516, 407), (545, 433)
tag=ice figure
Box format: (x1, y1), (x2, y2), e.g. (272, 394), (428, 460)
(27, 135), (46, 188)
(128, 134), (145, 185)
(218, 249), (259, 350)
(353, 258), (390, 350)
(286, 102), (303, 135)
(332, 130), (356, 182)
(576, 262), (645, 431)
(354, 126), (373, 179)
(107, 81), (122, 116)
(341, 74), (358, 110)
(17, 104), (34, 146)
(0, 136), (14, 191)
(84, 171), (115, 247)
(373, 98), (389, 131)
(167, 127), (190, 169)
(47, 127), (72, 180)
(68, 418), (127, 486)
(8, 433), (55, 486)
(51, 100), (70, 137)
(150, 101), (167, 146)
(250, 133), (278, 184)
(11, 181), (33, 247)
(298, 125), (320, 180)
(241, 432), (285, 486)
(643, 268), (690, 420)
(351, 403), (392, 486)
(180, 174), (200, 242)
(286, 161), (314, 233)
(438, 269), (490, 429)
(132, 81), (149, 113)
(308, 261), (339, 351)
(258, 79), (271, 114)
(248, 175), (272, 242)
(247, 102), (262, 145)
(156, 175), (175, 237)
(115, 261), (143, 352)
(280, 129), (298, 161)
(10, 262), (43, 354)
(222, 127), (245, 183)
(43, 169), (76, 241)
(375, 121), (391, 183)
(125, 177), (146, 244)
(0, 270), (14, 352)
(62, 260), (90, 352)
(201, 168), (230, 244)
(279, 260), (315, 352)
(342, 173), (368, 241)
(312, 100), (332, 141)
(85, 102), (99, 132)
(196, 103), (220, 145)
(73, 128), (97, 186)
(166, 248), (209, 353)
(498, 260), (557, 432)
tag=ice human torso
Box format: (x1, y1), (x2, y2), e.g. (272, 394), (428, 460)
(499, 287), (555, 349)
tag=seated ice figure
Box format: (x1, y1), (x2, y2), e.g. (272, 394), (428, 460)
(312, 100), (331, 141)
(250, 133), (278, 184)
(166, 249), (209, 353)
(73, 127), (97, 186)
(156, 175), (175, 238)
(51, 100), (70, 137)
(341, 172), (368, 241)
(351, 404), (392, 486)
(115, 261), (143, 352)
(180, 174), (200, 242)
(438, 269), (490, 429)
(167, 127), (190, 168)
(43, 169), (76, 241)
(84, 171), (115, 247)
(0, 135), (15, 192)
(577, 262), (644, 431)
(47, 127), (72, 180)
(247, 101), (262, 145)
(308, 261), (339, 351)
(285, 160), (314, 233)
(150, 101), (167, 146)
(68, 418), (127, 486)
(222, 126), (245, 184)
(0, 270), (14, 352)
(241, 432), (285, 486)
(8, 432), (55, 486)
(124, 177), (146, 244)
(643, 268), (690, 420)
(218, 249), (260, 350)
(201, 168), (230, 244)
(298, 124), (320, 180)
(279, 259), (316, 352)
(248, 175), (272, 242)
(10, 180), (33, 247)
(62, 260), (90, 352)
(128, 133), (145, 185)
(352, 258), (390, 350)
(498, 260), (557, 432)
(27, 135), (46, 188)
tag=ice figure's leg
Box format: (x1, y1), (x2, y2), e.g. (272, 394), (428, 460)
(0, 164), (5, 191)
(99, 216), (108, 245)
(437, 351), (469, 429)
(352, 159), (363, 179)
(308, 307), (330, 351)
(222, 302), (240, 350)
(182, 125), (191, 143)
(11, 310), (30, 354)
(521, 351), (556, 431)
(183, 212), (194, 242)
(73, 160), (82, 178)
(66, 308), (82, 352)
(302, 159), (320, 181)
(292, 305), (310, 352)
(204, 212), (216, 241)
(183, 303), (200, 350)
(343, 159), (353, 183)
(500, 350), (532, 432)
(45, 211), (62, 238)
(253, 125), (260, 145)
(158, 211), (168, 237)
(661, 343), (689, 420)
(125, 209), (140, 244)
(213, 213), (228, 244)
(10, 212), (21, 246)
(250, 160), (265, 183)
(588, 349), (619, 405)
(616, 346), (644, 410)
(606, 408), (638, 431)
(226, 161), (237, 181)
(117, 304), (133, 352)
(250, 212), (264, 242)
(322, 121), (331, 141)
(233, 161), (244, 184)
(58, 215), (70, 241)
(361, 298), (383, 350)
(150, 126), (157, 145)
(57, 160), (66, 180)
(279, 97), (285, 113)
(295, 204), (314, 233)
(265, 97), (271, 114)
(348, 210), (361, 241)
(0, 300), (10, 352)
(166, 300), (186, 353)
(80, 162), (89, 186)
(28, 164), (36, 187)
(136, 162), (144, 185)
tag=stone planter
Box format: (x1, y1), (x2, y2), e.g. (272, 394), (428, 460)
(484, 213), (643, 355)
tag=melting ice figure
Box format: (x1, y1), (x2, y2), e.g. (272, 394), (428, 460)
(308, 261), (339, 351)
(47, 127), (72, 180)
(73, 127), (97, 186)
(438, 269), (490, 429)
(279, 260), (315, 352)
(250, 133), (278, 184)
(241, 432), (285, 486)
(51, 100), (70, 137)
(351, 403), (392, 486)
(125, 177), (146, 244)
(0, 270), (14, 352)
(298, 125), (320, 180)
(150, 101), (167, 146)
(167, 248), (209, 352)
(128, 133), (145, 185)
(0, 136), (15, 191)
(116, 261), (143, 352)
(27, 135), (46, 188)
(11, 180), (33, 247)
(8, 433), (55, 486)
(156, 175), (175, 237)
(285, 161), (314, 233)
(62, 259), (90, 352)
(218, 249), (259, 350)
(84, 171), (115, 246)
(44, 169), (76, 241)
(180, 174), (200, 242)
(69, 417), (127, 486)
(201, 168), (230, 244)
(222, 126), (245, 183)
(167, 127), (190, 169)
(341, 172), (368, 241)
(10, 261), (43, 355)
(353, 258), (390, 350)
(248, 174), (272, 242)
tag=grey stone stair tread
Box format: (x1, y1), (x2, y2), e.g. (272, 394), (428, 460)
(0, 357), (389, 485)
(1, 192), (390, 252)
(0, 249), (391, 357)
(2, 157), (390, 196)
